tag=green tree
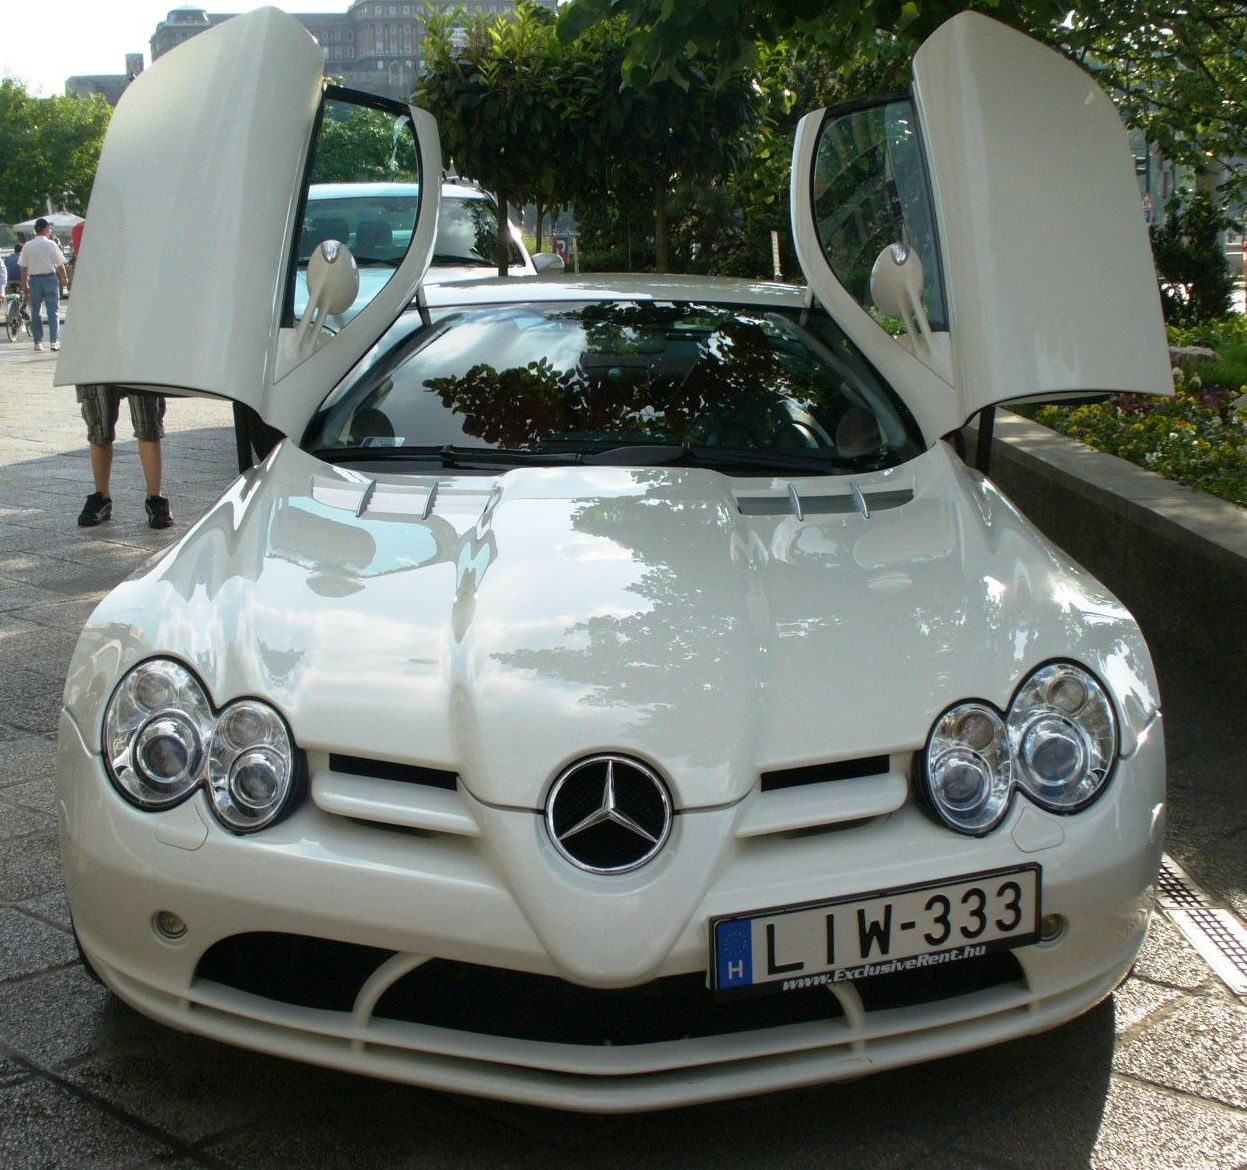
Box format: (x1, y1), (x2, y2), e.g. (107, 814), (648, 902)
(312, 102), (418, 182)
(557, 0), (1048, 87)
(1151, 193), (1234, 325)
(717, 35), (911, 278)
(1053, 3), (1247, 203)
(562, 17), (757, 272)
(0, 79), (111, 223)
(415, 2), (574, 275)
(560, 1), (1247, 201)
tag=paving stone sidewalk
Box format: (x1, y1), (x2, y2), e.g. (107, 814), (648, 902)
(1, 335), (1245, 1169)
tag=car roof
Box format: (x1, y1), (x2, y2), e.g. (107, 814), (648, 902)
(422, 273), (811, 310)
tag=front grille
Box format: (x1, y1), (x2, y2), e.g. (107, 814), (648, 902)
(378, 963), (846, 1043)
(198, 933), (393, 1012)
(196, 933), (1025, 1045)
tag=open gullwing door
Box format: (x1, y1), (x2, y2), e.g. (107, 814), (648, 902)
(56, 6), (442, 440)
(790, 12), (1172, 444)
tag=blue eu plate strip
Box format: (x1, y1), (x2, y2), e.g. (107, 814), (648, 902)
(716, 920), (753, 988)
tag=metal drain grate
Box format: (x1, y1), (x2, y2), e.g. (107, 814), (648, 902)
(1157, 857), (1211, 909)
(1157, 855), (1247, 996)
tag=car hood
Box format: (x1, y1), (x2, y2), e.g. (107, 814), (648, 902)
(67, 442), (1157, 809)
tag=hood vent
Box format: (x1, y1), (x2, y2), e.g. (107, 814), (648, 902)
(736, 486), (912, 520)
(760, 755), (890, 793)
(329, 753), (458, 791)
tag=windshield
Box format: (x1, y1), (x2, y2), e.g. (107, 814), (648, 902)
(305, 300), (922, 475)
(435, 195), (525, 267)
(301, 186), (524, 268)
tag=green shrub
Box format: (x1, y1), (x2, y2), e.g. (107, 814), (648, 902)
(1151, 194), (1235, 325)
(1033, 385), (1247, 506)
(1025, 313), (1246, 504)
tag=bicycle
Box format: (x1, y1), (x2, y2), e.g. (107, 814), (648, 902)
(5, 286), (29, 343)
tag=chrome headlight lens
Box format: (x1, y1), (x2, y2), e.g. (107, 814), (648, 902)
(922, 662), (1119, 835)
(207, 701), (296, 831)
(1008, 663), (1117, 811)
(924, 702), (1013, 834)
(103, 659), (300, 831)
(104, 660), (213, 808)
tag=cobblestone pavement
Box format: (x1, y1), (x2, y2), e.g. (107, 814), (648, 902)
(1, 335), (1245, 1169)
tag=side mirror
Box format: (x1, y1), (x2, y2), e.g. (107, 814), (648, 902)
(532, 252), (565, 274)
(296, 240), (359, 353)
(870, 243), (933, 353)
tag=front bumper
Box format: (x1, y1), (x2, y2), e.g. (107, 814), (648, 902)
(58, 708), (1165, 1112)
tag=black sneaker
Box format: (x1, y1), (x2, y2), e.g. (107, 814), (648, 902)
(145, 495), (173, 530)
(77, 492), (112, 527)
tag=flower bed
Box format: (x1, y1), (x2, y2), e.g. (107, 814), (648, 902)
(1026, 318), (1247, 507)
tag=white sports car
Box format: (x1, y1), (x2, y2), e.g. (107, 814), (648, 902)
(56, 8), (1171, 1112)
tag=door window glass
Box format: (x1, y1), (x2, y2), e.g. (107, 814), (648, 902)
(811, 99), (947, 331)
(287, 89), (423, 328)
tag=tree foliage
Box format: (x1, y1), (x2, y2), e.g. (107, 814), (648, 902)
(415, 2), (573, 273)
(0, 78), (111, 223)
(566, 17), (757, 271)
(1151, 193), (1234, 325)
(1052, 3), (1247, 206)
(557, 0), (1063, 87)
(417, 4), (757, 273)
(554, 0), (1247, 275)
(312, 102), (419, 182)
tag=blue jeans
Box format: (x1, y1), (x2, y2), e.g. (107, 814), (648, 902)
(27, 273), (60, 344)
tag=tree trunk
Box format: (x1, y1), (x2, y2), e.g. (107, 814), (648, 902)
(496, 189), (510, 277)
(654, 184), (668, 274)
(534, 202), (546, 254)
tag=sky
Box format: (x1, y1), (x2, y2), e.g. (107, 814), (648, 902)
(0, 1), (356, 98)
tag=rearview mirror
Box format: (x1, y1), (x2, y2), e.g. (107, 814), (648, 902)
(870, 243), (933, 354)
(296, 240), (360, 353)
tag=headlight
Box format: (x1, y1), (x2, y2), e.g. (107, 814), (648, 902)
(207, 701), (296, 831)
(924, 702), (1013, 834)
(1008, 663), (1117, 811)
(922, 661), (1119, 835)
(105, 660), (213, 808)
(103, 659), (300, 832)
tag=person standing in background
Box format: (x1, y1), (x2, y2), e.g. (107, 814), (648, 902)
(69, 220), (174, 530)
(19, 218), (68, 351)
(4, 240), (22, 291)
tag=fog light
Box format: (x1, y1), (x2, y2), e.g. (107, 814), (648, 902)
(1039, 913), (1065, 942)
(153, 910), (188, 941)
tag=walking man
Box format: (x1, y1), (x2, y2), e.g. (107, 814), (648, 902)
(18, 219), (68, 351)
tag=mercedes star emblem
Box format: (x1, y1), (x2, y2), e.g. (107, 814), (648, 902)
(545, 755), (672, 874)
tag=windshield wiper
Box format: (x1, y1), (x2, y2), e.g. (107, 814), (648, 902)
(319, 442), (847, 474)
(582, 443), (844, 474)
(318, 445), (583, 468)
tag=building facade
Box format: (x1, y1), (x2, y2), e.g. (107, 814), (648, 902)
(149, 2), (554, 102)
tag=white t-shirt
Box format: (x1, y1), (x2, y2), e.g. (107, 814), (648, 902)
(19, 235), (66, 277)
